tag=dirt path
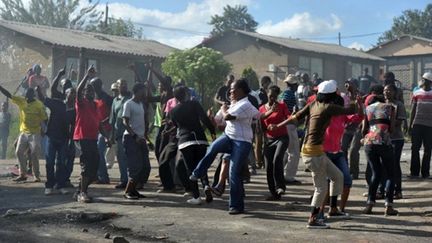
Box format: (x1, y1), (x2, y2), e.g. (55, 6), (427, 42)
(0, 145), (431, 242)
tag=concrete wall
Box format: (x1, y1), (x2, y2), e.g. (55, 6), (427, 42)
(203, 32), (381, 90)
(203, 32), (289, 87)
(52, 47), (164, 93)
(0, 27), (53, 92)
(369, 36), (432, 57)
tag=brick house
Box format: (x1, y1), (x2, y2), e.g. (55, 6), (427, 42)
(367, 35), (432, 90)
(199, 29), (384, 88)
(0, 19), (175, 93)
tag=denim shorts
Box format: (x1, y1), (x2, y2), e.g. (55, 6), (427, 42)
(326, 152), (353, 187)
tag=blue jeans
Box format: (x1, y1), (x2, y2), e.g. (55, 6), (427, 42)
(123, 134), (151, 183)
(45, 137), (67, 189)
(193, 134), (252, 211)
(97, 134), (110, 183)
(365, 144), (395, 205)
(116, 137), (128, 185)
(326, 152), (352, 187)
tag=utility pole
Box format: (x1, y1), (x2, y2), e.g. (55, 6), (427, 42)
(104, 3), (109, 28)
(338, 32), (341, 46)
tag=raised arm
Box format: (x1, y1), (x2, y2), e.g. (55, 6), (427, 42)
(0, 85), (12, 99)
(77, 66), (95, 102)
(51, 67), (66, 98)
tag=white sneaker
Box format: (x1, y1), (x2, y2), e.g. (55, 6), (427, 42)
(186, 197), (202, 205)
(183, 192), (192, 197)
(59, 188), (69, 195)
(44, 188), (54, 196)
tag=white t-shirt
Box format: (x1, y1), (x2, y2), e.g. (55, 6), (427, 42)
(122, 99), (145, 138)
(224, 97), (260, 143)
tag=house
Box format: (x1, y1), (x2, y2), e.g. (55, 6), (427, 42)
(0, 19), (175, 93)
(199, 29), (384, 88)
(368, 35), (432, 90)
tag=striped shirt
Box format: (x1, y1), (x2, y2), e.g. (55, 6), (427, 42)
(281, 88), (297, 113)
(412, 88), (432, 127)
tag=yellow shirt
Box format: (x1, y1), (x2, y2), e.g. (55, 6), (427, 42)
(11, 96), (47, 134)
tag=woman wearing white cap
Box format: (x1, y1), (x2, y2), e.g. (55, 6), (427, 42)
(268, 80), (361, 229)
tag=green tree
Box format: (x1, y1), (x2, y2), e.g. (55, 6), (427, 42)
(86, 18), (143, 38)
(162, 47), (232, 108)
(378, 4), (432, 43)
(241, 66), (259, 90)
(209, 5), (258, 35)
(0, 0), (102, 29)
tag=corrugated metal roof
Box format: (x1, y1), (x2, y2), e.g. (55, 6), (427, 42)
(203, 29), (384, 61)
(0, 19), (175, 58)
(367, 35), (432, 53)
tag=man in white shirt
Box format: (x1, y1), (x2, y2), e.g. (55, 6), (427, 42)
(122, 83), (151, 199)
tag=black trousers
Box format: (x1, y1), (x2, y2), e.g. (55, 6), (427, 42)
(180, 145), (207, 198)
(158, 141), (177, 190)
(410, 124), (432, 178)
(78, 139), (99, 181)
(264, 136), (289, 196)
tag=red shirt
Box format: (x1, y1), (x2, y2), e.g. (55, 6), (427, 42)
(95, 99), (112, 132)
(259, 102), (291, 138)
(73, 98), (102, 140)
(307, 94), (316, 104)
(323, 113), (364, 153)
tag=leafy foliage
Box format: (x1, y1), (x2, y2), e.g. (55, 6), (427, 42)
(0, 0), (102, 29)
(241, 66), (259, 90)
(86, 18), (143, 38)
(379, 4), (432, 43)
(162, 47), (232, 107)
(209, 5), (258, 35)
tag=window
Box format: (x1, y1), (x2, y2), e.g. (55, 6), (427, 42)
(352, 63), (373, 78)
(298, 56), (323, 78)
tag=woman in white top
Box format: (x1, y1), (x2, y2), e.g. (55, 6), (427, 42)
(190, 78), (274, 214)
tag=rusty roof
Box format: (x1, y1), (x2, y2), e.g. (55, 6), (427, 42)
(201, 29), (385, 61)
(0, 19), (175, 58)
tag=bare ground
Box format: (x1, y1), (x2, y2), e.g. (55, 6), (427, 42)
(0, 144), (431, 243)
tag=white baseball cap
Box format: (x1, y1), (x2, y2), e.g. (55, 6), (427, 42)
(318, 80), (337, 94)
(422, 72), (432, 81)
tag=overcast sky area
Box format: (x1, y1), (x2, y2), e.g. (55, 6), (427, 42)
(17, 0), (431, 50)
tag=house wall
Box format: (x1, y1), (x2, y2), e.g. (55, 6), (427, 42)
(52, 48), (164, 93)
(0, 27), (53, 92)
(203, 32), (381, 90)
(369, 37), (432, 57)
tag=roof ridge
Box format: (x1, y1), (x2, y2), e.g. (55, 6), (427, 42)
(0, 19), (163, 45)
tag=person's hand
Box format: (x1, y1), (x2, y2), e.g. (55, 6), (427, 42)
(222, 103), (229, 113)
(207, 107), (213, 118)
(403, 122), (409, 134)
(407, 125), (413, 137)
(105, 137), (112, 148)
(86, 65), (95, 76)
(34, 85), (40, 93)
(268, 124), (277, 131)
(58, 66), (66, 77)
(211, 133), (216, 141)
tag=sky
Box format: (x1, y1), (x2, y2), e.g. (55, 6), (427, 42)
(20, 0), (432, 50)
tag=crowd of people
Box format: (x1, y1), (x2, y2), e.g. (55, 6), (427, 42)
(1, 63), (432, 229)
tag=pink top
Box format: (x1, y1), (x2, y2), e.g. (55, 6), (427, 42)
(323, 113), (364, 153)
(165, 98), (178, 113)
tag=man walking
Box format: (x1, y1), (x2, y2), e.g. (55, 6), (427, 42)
(410, 72), (432, 179)
(122, 83), (151, 199)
